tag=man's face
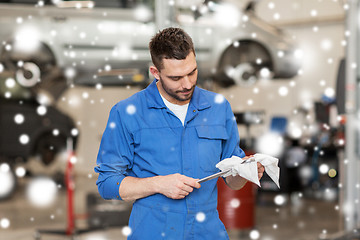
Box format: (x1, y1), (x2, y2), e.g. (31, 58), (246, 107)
(151, 52), (198, 105)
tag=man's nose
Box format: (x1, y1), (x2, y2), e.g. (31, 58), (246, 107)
(181, 76), (192, 89)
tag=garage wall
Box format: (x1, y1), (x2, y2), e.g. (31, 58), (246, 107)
(221, 0), (345, 138)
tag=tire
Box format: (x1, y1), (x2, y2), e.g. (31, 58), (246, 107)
(216, 41), (273, 87)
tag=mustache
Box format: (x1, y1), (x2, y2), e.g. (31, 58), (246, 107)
(176, 85), (195, 93)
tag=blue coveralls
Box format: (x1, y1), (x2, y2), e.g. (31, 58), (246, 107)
(95, 79), (245, 239)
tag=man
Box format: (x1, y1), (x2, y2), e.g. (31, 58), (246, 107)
(95, 27), (265, 239)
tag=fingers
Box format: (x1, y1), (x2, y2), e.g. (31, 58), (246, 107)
(161, 174), (201, 200)
(257, 162), (265, 172)
(174, 189), (191, 199)
(182, 176), (201, 189)
(242, 155), (254, 160)
(171, 183), (195, 199)
(257, 162), (265, 180)
(180, 183), (194, 193)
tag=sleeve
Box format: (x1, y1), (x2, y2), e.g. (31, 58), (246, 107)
(221, 100), (246, 160)
(94, 104), (134, 200)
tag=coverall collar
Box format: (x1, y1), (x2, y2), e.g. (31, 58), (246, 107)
(145, 79), (211, 111)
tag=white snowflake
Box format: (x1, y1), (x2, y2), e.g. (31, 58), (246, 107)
(19, 134), (30, 145)
(122, 226), (132, 236)
(82, 92), (89, 99)
(71, 128), (79, 136)
(214, 94), (225, 104)
(278, 86), (289, 97)
(0, 218), (10, 229)
(5, 78), (15, 88)
(249, 229), (260, 239)
(109, 122), (116, 129)
(274, 194), (287, 206)
(26, 177), (58, 208)
(230, 198), (240, 208)
(126, 104), (136, 115)
(37, 105), (47, 116)
(195, 212), (206, 222)
(15, 166), (26, 178)
(14, 114), (25, 124)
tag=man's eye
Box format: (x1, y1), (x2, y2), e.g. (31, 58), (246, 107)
(171, 77), (181, 81)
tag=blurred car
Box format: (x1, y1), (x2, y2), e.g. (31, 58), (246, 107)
(0, 72), (77, 200)
(0, 0), (301, 88)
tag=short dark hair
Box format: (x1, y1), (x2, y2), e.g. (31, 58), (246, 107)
(149, 27), (195, 70)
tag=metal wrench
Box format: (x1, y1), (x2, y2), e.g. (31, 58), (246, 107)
(197, 157), (255, 183)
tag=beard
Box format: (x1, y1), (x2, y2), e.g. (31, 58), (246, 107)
(159, 76), (195, 103)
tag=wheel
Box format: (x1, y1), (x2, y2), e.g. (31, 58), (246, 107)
(16, 61), (41, 87)
(224, 62), (257, 86)
(0, 41), (57, 88)
(216, 41), (273, 87)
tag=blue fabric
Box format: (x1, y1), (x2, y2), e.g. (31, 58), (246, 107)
(95, 79), (245, 239)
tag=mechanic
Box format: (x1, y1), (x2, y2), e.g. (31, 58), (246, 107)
(95, 27), (265, 239)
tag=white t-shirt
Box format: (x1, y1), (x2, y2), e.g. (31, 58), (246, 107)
(160, 94), (189, 126)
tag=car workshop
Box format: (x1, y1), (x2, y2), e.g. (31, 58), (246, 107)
(0, 0), (358, 239)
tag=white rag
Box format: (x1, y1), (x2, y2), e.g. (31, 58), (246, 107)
(215, 153), (280, 188)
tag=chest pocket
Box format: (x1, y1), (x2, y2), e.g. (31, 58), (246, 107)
(132, 128), (183, 176)
(196, 125), (229, 173)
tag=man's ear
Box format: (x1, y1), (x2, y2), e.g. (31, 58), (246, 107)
(149, 66), (160, 80)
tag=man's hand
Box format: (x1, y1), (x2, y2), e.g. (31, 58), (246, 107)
(245, 155), (265, 180)
(225, 155), (265, 190)
(257, 162), (265, 180)
(154, 173), (201, 199)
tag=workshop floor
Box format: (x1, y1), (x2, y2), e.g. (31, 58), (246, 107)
(0, 178), (342, 240)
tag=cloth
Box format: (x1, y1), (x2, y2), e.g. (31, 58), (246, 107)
(94, 79), (245, 240)
(216, 153), (280, 188)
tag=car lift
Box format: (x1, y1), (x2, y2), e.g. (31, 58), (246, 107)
(34, 138), (99, 240)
